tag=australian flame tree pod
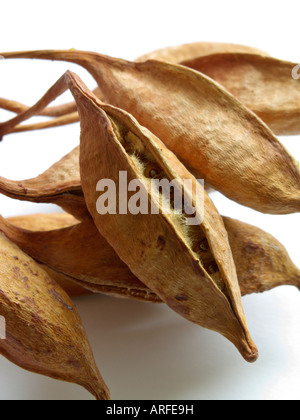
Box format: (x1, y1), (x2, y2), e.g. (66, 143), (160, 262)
(0, 50), (300, 214)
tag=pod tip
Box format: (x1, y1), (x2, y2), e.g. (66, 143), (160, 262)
(245, 349), (259, 364)
(232, 335), (259, 364)
(91, 376), (111, 400)
(95, 388), (111, 401)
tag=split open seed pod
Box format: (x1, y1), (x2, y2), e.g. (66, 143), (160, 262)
(5, 213), (300, 301)
(0, 147), (89, 220)
(0, 231), (110, 400)
(48, 71), (258, 362)
(1, 50), (299, 214)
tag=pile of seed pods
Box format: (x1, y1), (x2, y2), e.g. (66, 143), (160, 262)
(0, 41), (299, 400)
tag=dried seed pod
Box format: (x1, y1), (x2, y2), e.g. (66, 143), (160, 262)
(0, 43), (267, 123)
(0, 215), (166, 303)
(223, 217), (300, 295)
(7, 212), (78, 231)
(6, 213), (300, 300)
(70, 72), (257, 362)
(7, 212), (89, 297)
(0, 71), (258, 361)
(42, 264), (160, 302)
(0, 147), (89, 220)
(7, 214), (92, 298)
(181, 53), (300, 136)
(136, 41), (269, 63)
(1, 51), (299, 214)
(0, 231), (110, 400)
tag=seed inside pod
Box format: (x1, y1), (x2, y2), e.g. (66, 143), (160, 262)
(198, 239), (210, 252)
(109, 113), (229, 298)
(148, 168), (160, 179)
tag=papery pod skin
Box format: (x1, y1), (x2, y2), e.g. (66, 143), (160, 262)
(181, 53), (300, 136)
(6, 213), (300, 300)
(1, 51), (299, 213)
(0, 43), (267, 121)
(61, 72), (257, 362)
(1, 215), (168, 303)
(0, 146), (80, 196)
(17, 211), (153, 299)
(136, 41), (269, 63)
(41, 264), (160, 302)
(40, 264), (93, 298)
(7, 214), (92, 298)
(40, 263), (153, 302)
(223, 217), (300, 295)
(0, 147), (89, 220)
(8, 212), (78, 231)
(0, 232), (110, 400)
(8, 213), (92, 298)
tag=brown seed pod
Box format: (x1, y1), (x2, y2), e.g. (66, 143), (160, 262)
(6, 213), (300, 299)
(0, 43), (267, 123)
(5, 213), (91, 297)
(0, 147), (89, 220)
(8, 212), (78, 231)
(7, 214), (91, 298)
(72, 72), (257, 362)
(136, 41), (269, 63)
(181, 53), (300, 136)
(0, 43), (267, 122)
(1, 215), (172, 303)
(1, 51), (299, 214)
(223, 217), (300, 295)
(0, 231), (110, 400)
(0, 71), (259, 361)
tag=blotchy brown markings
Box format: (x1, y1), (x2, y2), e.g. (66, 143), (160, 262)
(67, 359), (82, 369)
(175, 295), (189, 302)
(6, 333), (33, 352)
(13, 266), (30, 290)
(157, 236), (166, 250)
(48, 289), (74, 311)
(21, 296), (39, 311)
(243, 241), (266, 255)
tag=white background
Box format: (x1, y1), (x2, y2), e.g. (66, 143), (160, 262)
(0, 0), (299, 400)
